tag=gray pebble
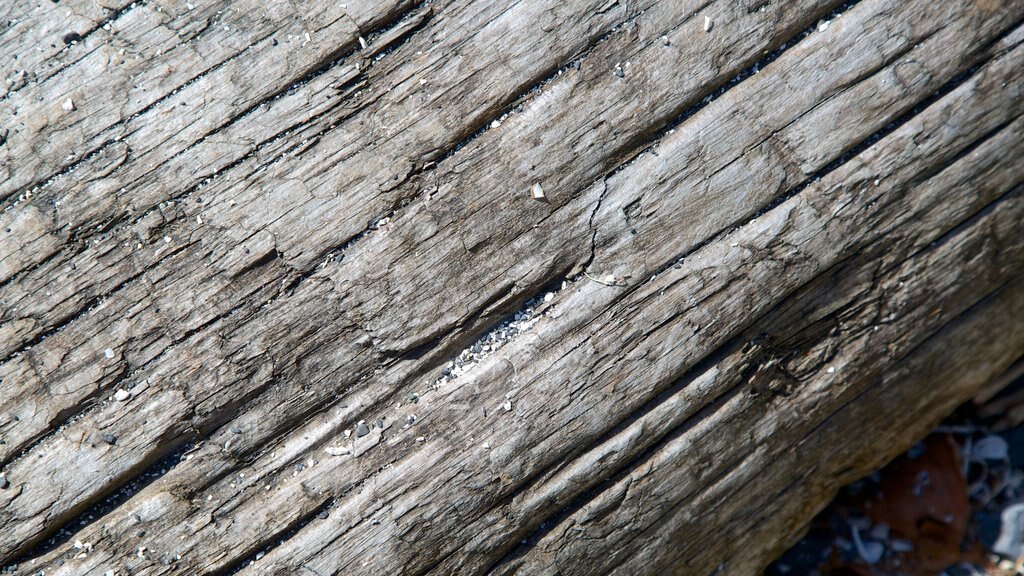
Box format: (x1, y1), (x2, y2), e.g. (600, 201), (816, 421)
(317, 510), (329, 520)
(355, 423), (370, 437)
(0, 477), (9, 489)
(100, 433), (117, 445)
(229, 425), (243, 434)
(614, 67), (624, 78)
(375, 418), (384, 429)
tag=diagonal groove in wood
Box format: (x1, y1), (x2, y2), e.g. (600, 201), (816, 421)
(422, 57), (1024, 573)
(0, 0), (1019, 569)
(513, 183), (1024, 575)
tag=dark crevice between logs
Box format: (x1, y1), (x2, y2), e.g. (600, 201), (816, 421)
(0, 442), (197, 572)
(0, 0), (655, 371)
(489, 171), (1024, 575)
(476, 58), (1024, 576)
(684, 279), (1024, 575)
(215, 499), (337, 576)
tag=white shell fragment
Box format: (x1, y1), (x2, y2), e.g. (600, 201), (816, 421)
(324, 446), (350, 456)
(851, 526), (883, 564)
(973, 435), (1009, 460)
(531, 182), (545, 200)
(62, 98), (75, 112)
(114, 389), (130, 402)
(704, 15), (713, 32)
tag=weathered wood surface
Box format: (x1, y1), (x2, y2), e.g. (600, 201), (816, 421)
(1, 0), (1022, 573)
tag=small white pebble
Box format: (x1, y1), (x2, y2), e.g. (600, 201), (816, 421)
(818, 20), (830, 32)
(114, 389), (130, 401)
(358, 36), (367, 49)
(503, 399), (513, 412)
(531, 182), (545, 200)
(419, 78), (427, 85)
(543, 292), (554, 303)
(325, 446), (350, 456)
(490, 119), (501, 129)
(163, 236), (171, 243)
(890, 539), (913, 552)
(104, 348), (115, 359)
(62, 97), (75, 111)
(483, 441), (490, 449)
(973, 435), (1009, 460)
(703, 15), (713, 32)
(415, 436), (425, 443)
(827, 366), (836, 374)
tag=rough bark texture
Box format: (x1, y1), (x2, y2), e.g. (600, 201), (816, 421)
(1, 0), (1022, 574)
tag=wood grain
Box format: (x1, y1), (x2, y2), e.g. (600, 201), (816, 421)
(1, 0), (1022, 573)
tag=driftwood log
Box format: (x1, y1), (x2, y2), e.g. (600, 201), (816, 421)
(1, 0), (1023, 573)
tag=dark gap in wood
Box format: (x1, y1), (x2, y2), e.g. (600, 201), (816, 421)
(0, 133), (115, 205)
(0, 0), (652, 354)
(594, 183), (1024, 571)
(267, 3), (430, 106)
(399, 272), (567, 366)
(210, 3), (679, 311)
(0, 0), (423, 209)
(0, 244), (174, 367)
(2, 0), (141, 101)
(622, 19), (1022, 312)
(480, 116), (1024, 574)
(906, 115), (1021, 192)
(0, 230), (89, 296)
(215, 498), (336, 576)
(1, 442), (197, 571)
(483, 340), (754, 574)
(5, 1), (425, 239)
(0, 24), (271, 208)
(597, 0), (862, 186)
(596, 263), (1024, 575)
(697, 281), (1024, 574)
(0, 252), (285, 471)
